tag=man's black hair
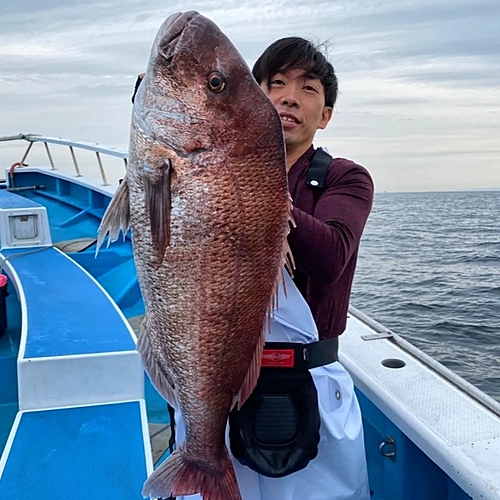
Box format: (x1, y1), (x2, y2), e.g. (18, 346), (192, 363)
(252, 37), (338, 108)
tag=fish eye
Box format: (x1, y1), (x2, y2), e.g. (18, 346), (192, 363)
(207, 72), (226, 93)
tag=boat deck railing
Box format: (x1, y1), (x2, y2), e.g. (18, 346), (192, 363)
(0, 133), (128, 187)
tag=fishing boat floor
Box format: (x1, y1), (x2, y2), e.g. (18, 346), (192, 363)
(0, 401), (149, 498)
(0, 403), (17, 458)
(149, 423), (172, 464)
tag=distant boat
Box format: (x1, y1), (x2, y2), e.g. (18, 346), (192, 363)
(1, 133), (499, 499)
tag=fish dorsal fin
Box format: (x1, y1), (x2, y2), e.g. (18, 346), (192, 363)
(96, 178), (131, 254)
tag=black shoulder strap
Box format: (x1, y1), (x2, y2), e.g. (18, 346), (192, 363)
(305, 148), (332, 189)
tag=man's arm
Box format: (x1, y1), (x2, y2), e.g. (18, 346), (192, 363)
(287, 162), (374, 284)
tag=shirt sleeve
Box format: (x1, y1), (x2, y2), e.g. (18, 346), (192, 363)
(287, 161), (374, 284)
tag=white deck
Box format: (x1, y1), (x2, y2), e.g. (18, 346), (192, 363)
(342, 309), (500, 500)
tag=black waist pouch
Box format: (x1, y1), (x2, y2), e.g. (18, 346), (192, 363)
(229, 338), (338, 478)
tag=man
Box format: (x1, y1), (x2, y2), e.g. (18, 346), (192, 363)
(252, 37), (374, 344)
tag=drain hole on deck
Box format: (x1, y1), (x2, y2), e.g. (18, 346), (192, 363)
(381, 358), (406, 369)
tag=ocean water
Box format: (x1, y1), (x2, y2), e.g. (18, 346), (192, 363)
(351, 190), (500, 403)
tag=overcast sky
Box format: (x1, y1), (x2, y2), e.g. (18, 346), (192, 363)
(0, 0), (499, 192)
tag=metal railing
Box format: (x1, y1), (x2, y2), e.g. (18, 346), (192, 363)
(0, 133), (128, 186)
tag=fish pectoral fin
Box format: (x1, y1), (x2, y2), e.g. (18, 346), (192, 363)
(96, 177), (130, 255)
(144, 159), (172, 267)
(137, 321), (179, 410)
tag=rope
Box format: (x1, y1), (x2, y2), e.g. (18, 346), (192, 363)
(0, 246), (52, 275)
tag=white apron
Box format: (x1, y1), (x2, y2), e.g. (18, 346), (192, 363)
(173, 271), (371, 500)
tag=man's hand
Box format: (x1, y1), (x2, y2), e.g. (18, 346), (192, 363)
(132, 73), (146, 103)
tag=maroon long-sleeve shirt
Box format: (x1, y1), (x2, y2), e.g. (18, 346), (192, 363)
(287, 146), (374, 340)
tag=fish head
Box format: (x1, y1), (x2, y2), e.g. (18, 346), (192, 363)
(132, 11), (283, 163)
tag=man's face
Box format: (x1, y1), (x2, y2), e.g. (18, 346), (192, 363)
(260, 68), (333, 153)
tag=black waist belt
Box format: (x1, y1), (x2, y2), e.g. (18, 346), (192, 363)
(261, 337), (339, 370)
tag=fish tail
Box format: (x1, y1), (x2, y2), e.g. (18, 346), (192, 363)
(142, 443), (242, 500)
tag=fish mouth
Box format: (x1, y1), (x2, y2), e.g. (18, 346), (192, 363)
(157, 11), (199, 64)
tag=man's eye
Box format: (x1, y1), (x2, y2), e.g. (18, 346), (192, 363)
(270, 79), (284, 85)
(304, 85), (318, 92)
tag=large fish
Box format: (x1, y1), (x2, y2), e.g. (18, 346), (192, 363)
(97, 11), (293, 500)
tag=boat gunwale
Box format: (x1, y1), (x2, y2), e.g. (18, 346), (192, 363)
(349, 305), (500, 419)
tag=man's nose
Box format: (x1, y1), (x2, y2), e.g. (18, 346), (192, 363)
(279, 90), (299, 107)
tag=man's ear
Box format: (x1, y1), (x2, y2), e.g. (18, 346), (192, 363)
(318, 106), (333, 130)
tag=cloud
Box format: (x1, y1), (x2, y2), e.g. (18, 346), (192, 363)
(0, 0), (499, 192)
